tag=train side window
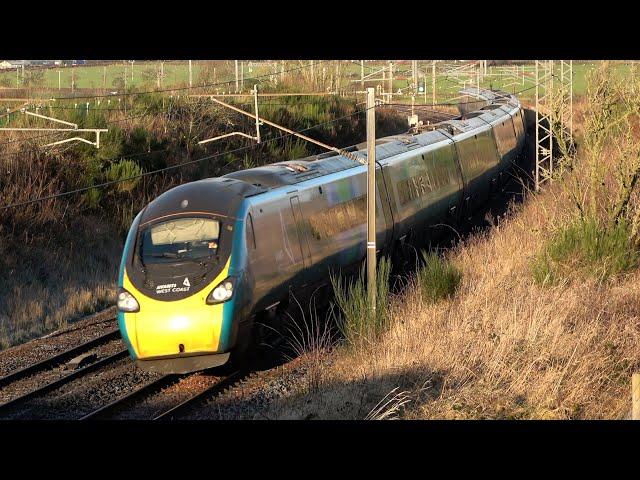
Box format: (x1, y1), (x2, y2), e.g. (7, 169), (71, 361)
(307, 195), (367, 240)
(246, 213), (256, 249)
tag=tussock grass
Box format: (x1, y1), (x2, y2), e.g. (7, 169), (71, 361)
(330, 257), (392, 348)
(417, 251), (463, 304)
(284, 292), (336, 360)
(533, 217), (639, 285)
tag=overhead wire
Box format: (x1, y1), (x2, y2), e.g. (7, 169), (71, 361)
(2, 70), (536, 211)
(1, 103), (372, 211)
(0, 60), (326, 148)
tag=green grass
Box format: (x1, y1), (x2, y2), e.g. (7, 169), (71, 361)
(0, 61), (632, 101)
(417, 251), (462, 304)
(0, 60), (275, 90)
(331, 257), (392, 347)
(532, 217), (639, 285)
(359, 61), (633, 103)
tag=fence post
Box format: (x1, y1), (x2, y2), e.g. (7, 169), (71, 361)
(633, 373), (640, 420)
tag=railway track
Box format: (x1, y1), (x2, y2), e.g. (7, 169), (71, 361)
(0, 329), (128, 416)
(78, 373), (182, 420)
(153, 370), (245, 420)
(0, 345), (128, 417)
(0, 327), (120, 389)
(79, 369), (246, 420)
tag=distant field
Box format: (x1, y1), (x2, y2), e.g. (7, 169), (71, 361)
(0, 60), (633, 108)
(318, 61), (633, 104)
(0, 61), (278, 90)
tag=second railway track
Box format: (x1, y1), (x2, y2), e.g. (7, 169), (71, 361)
(0, 327), (120, 390)
(0, 347), (129, 417)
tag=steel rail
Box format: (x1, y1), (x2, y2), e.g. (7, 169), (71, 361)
(152, 370), (244, 421)
(0, 348), (128, 416)
(0, 328), (120, 389)
(78, 373), (181, 420)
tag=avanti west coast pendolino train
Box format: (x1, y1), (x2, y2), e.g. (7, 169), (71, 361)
(117, 88), (526, 374)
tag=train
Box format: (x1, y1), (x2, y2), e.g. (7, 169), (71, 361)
(116, 88), (527, 374)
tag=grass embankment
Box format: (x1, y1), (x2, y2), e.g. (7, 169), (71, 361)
(262, 62), (640, 420)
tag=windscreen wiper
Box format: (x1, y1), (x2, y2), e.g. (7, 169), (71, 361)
(151, 252), (181, 259)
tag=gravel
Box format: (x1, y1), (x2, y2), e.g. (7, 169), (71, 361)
(2, 358), (161, 420)
(111, 372), (224, 420)
(0, 338), (125, 406)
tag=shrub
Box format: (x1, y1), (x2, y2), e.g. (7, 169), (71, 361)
(532, 216), (639, 285)
(22, 69), (45, 87)
(417, 251), (462, 304)
(112, 76), (124, 90)
(331, 257), (391, 347)
(105, 159), (143, 193)
(85, 187), (102, 209)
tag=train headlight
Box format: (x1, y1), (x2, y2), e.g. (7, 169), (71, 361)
(117, 288), (140, 312)
(206, 277), (235, 305)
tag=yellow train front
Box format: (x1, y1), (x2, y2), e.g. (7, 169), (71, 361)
(116, 178), (257, 374)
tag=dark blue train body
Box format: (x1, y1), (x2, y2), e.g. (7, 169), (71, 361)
(117, 89), (526, 373)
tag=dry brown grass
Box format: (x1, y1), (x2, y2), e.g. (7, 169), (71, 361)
(0, 215), (120, 349)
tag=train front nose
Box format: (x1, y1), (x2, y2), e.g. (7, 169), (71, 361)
(133, 300), (225, 359)
(117, 208), (246, 373)
(118, 267), (239, 374)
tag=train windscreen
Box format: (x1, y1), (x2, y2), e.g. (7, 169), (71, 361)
(140, 217), (220, 265)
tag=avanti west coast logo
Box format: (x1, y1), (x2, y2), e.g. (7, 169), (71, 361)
(155, 277), (191, 294)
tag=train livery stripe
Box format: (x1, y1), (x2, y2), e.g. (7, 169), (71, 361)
(118, 210), (143, 360)
(219, 199), (249, 351)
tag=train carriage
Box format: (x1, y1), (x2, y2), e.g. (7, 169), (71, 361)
(116, 89), (527, 374)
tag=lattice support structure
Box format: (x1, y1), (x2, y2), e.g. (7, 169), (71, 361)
(558, 60), (574, 139)
(535, 60), (554, 191)
(534, 60), (573, 191)
(502, 64), (521, 94)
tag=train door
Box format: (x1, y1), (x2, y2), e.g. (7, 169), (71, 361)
(376, 164), (394, 253)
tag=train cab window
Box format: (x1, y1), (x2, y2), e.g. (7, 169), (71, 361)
(246, 213), (256, 249)
(140, 217), (220, 264)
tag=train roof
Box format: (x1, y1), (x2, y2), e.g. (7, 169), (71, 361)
(222, 131), (456, 189)
(220, 88), (521, 191)
(138, 177), (265, 226)
(222, 154), (359, 188)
